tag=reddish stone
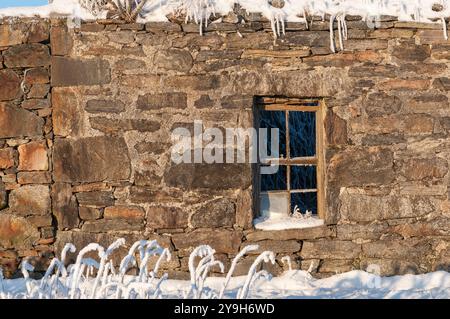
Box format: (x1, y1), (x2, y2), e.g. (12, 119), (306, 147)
(0, 70), (21, 101)
(3, 44), (51, 68)
(0, 148), (15, 169)
(104, 206), (145, 220)
(18, 141), (48, 171)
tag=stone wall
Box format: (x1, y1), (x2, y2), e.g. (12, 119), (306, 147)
(1, 16), (450, 278)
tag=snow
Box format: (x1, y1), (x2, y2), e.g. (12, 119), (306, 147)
(253, 215), (324, 230)
(3, 269), (450, 299)
(1, 238), (449, 299)
(2, 1), (450, 25)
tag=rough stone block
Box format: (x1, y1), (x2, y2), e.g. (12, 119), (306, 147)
(137, 93), (187, 110)
(0, 105), (43, 138)
(18, 141), (48, 171)
(51, 57), (111, 87)
(51, 183), (79, 230)
(146, 206), (189, 229)
(0, 148), (15, 169)
(9, 185), (50, 216)
(190, 198), (235, 228)
(0, 214), (40, 249)
(53, 136), (131, 183)
(0, 70), (21, 101)
(3, 44), (50, 68)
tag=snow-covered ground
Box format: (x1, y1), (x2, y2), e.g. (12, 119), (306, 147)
(3, 269), (450, 299)
(1, 239), (449, 299)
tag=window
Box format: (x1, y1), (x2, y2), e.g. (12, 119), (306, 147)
(255, 97), (325, 222)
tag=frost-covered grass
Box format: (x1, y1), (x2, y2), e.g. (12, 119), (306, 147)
(1, 238), (450, 299)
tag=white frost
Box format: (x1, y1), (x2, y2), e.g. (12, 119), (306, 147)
(253, 215), (324, 230)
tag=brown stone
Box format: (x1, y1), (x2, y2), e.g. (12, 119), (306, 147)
(72, 183), (110, 193)
(89, 117), (161, 134)
(24, 68), (49, 85)
(18, 141), (48, 171)
(0, 148), (15, 169)
(242, 239), (301, 255)
(81, 219), (143, 232)
(27, 215), (52, 228)
(27, 84), (50, 99)
(165, 163), (252, 190)
(79, 207), (102, 220)
(191, 198), (236, 228)
(399, 157), (448, 181)
(53, 136), (131, 183)
(408, 93), (449, 112)
(328, 147), (394, 186)
(0, 23), (28, 46)
(104, 206), (145, 220)
(52, 87), (81, 137)
(0, 180), (6, 209)
(145, 22), (182, 33)
(221, 95), (253, 109)
(172, 229), (243, 254)
(339, 189), (434, 222)
(9, 185), (50, 216)
(362, 239), (432, 260)
(129, 186), (183, 204)
(378, 79), (430, 91)
(433, 77), (450, 91)
(22, 98), (50, 110)
(134, 141), (170, 154)
(0, 105), (43, 138)
(27, 21), (49, 43)
(364, 92), (402, 116)
(389, 218), (450, 238)
(154, 49), (193, 73)
(301, 240), (361, 260)
(0, 70), (21, 101)
(3, 44), (50, 68)
(51, 57), (111, 87)
(325, 111), (347, 145)
(146, 206), (189, 229)
(247, 225), (336, 241)
(194, 95), (214, 108)
(134, 170), (161, 187)
(85, 99), (125, 113)
(17, 171), (51, 184)
(115, 58), (146, 71)
(0, 214), (39, 249)
(76, 191), (114, 207)
(51, 183), (79, 230)
(80, 23), (105, 32)
(236, 188), (253, 229)
(50, 25), (73, 56)
(336, 223), (389, 240)
(137, 93), (187, 110)
(392, 42), (430, 61)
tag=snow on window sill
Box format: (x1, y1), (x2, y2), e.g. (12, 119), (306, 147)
(253, 215), (324, 231)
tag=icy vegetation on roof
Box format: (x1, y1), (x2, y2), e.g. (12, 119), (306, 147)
(1, 1), (450, 51)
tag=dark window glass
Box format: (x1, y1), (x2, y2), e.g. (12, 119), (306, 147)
(259, 110), (286, 158)
(261, 165), (287, 191)
(291, 192), (317, 215)
(289, 111), (316, 158)
(290, 165), (317, 190)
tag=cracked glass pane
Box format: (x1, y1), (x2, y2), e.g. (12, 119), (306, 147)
(259, 110), (286, 159)
(260, 165), (287, 191)
(290, 165), (317, 190)
(291, 192), (317, 215)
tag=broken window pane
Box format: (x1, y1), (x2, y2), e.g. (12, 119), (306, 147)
(291, 192), (317, 215)
(259, 110), (286, 158)
(260, 165), (287, 191)
(290, 165), (317, 190)
(289, 111), (316, 158)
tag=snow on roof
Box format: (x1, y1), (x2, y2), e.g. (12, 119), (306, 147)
(1, 1), (449, 52)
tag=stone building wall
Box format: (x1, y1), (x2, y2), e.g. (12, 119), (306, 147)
(0, 16), (450, 278)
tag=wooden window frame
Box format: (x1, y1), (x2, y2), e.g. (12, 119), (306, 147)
(255, 97), (326, 220)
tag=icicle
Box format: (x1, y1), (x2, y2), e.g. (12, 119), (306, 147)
(329, 14), (336, 53)
(442, 17), (448, 40)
